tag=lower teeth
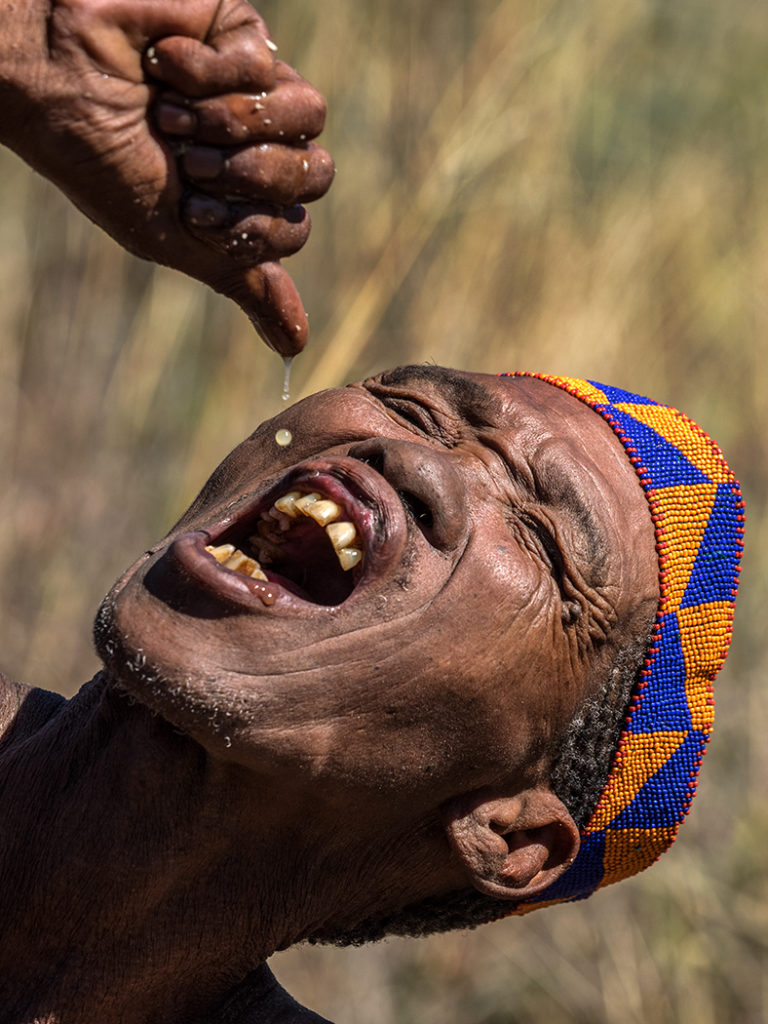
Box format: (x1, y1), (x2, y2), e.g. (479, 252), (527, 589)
(205, 544), (267, 581)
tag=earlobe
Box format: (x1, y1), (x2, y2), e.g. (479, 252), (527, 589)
(441, 787), (580, 901)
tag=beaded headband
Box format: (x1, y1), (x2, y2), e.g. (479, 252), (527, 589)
(502, 374), (744, 913)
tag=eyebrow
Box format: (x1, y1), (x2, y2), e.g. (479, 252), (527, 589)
(378, 365), (501, 422)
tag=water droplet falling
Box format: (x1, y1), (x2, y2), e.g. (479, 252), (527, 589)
(282, 356), (292, 402)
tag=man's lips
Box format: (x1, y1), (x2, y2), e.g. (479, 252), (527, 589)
(145, 459), (408, 615)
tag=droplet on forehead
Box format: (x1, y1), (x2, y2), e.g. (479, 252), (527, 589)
(275, 429), (293, 447)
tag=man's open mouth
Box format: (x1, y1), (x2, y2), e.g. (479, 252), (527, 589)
(203, 486), (366, 606)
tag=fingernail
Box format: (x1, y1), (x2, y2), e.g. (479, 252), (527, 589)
(184, 194), (229, 227)
(183, 147), (225, 180)
(156, 103), (196, 135)
(283, 204), (307, 225)
(249, 316), (305, 358)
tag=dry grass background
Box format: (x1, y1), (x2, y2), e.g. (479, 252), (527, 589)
(0, 0), (766, 1020)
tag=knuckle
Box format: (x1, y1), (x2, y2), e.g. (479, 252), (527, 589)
(306, 88), (328, 130)
(232, 36), (274, 75)
(262, 207), (310, 257)
(299, 148), (335, 201)
(293, 85), (327, 136)
(188, 201), (310, 262)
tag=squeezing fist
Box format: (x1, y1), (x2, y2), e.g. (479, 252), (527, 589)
(0, 0), (334, 355)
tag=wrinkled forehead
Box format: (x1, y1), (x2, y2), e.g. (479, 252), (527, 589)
(452, 369), (615, 438)
(366, 365), (503, 419)
(376, 365), (635, 457)
(364, 364), (654, 539)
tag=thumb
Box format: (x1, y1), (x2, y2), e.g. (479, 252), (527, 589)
(219, 262), (309, 357)
(147, 30), (277, 96)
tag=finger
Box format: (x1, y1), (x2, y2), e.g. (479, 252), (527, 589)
(182, 194), (311, 262)
(236, 262), (309, 357)
(179, 196), (310, 354)
(154, 73), (327, 145)
(68, 0), (274, 82)
(181, 142), (335, 205)
(146, 32), (276, 96)
(82, 0), (271, 44)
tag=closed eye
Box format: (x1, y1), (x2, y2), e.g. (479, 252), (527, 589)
(519, 512), (567, 593)
(361, 383), (452, 443)
(385, 397), (437, 436)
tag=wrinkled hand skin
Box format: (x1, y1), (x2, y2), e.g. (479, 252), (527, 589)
(0, 0), (334, 355)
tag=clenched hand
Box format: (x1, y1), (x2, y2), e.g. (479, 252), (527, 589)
(0, 0), (334, 355)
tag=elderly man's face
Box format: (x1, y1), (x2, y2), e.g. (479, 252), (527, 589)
(97, 367), (657, 810)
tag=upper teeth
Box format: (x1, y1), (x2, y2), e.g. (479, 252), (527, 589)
(273, 492), (302, 517)
(294, 492), (323, 515)
(205, 490), (363, 580)
(325, 521), (357, 549)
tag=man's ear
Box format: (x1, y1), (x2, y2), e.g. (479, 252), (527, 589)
(441, 787), (580, 901)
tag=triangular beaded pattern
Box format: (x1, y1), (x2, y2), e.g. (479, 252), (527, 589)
(500, 373), (744, 913)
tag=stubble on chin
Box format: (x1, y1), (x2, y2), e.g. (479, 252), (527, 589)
(92, 591), (246, 749)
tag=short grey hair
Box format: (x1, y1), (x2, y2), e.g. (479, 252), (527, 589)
(310, 629), (652, 946)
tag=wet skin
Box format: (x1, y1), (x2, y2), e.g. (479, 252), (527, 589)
(0, 367), (660, 1022)
(0, 0), (334, 355)
(98, 366), (659, 813)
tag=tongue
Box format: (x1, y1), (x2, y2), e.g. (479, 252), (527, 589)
(262, 523), (355, 606)
(262, 570), (313, 602)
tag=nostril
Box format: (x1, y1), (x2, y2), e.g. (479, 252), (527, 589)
(349, 438), (464, 551)
(355, 451), (385, 475)
(398, 490), (434, 531)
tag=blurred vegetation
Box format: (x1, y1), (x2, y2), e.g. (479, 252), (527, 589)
(0, 0), (766, 1020)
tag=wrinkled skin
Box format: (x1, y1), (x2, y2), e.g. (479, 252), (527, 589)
(0, 367), (659, 1022)
(0, 8), (660, 1019)
(0, 0), (334, 354)
(101, 367), (659, 787)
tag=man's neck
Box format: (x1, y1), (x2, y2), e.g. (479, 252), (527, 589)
(0, 673), (334, 1023)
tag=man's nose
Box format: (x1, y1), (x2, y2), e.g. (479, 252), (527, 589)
(348, 438), (467, 551)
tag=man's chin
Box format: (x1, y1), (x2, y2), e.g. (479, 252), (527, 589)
(92, 589), (220, 746)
